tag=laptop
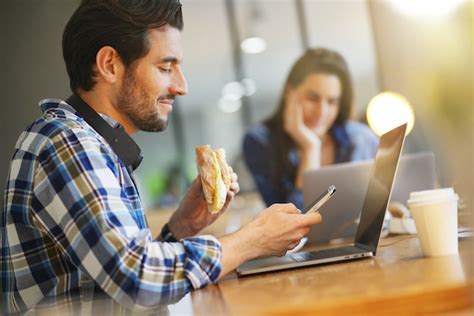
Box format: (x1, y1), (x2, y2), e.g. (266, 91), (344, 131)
(303, 152), (436, 244)
(236, 123), (407, 276)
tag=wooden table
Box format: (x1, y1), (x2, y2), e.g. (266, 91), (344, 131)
(33, 235), (473, 315)
(186, 235), (473, 315)
(145, 194), (473, 314)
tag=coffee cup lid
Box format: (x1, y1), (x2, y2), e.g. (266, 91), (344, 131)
(407, 188), (458, 206)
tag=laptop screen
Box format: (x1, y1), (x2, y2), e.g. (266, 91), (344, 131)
(354, 124), (407, 253)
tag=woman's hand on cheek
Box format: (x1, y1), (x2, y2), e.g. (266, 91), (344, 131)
(283, 90), (321, 151)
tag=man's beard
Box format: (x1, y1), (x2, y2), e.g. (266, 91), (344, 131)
(117, 68), (169, 132)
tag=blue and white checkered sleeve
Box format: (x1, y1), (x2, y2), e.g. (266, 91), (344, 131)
(31, 128), (222, 309)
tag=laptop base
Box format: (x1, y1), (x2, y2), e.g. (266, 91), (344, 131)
(236, 245), (373, 276)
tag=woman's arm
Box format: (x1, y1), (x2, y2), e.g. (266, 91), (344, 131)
(243, 127), (304, 209)
(243, 127), (286, 206)
(294, 146), (321, 189)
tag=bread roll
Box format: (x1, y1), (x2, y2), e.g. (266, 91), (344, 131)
(195, 145), (231, 213)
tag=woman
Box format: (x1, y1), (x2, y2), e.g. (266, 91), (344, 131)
(243, 48), (378, 210)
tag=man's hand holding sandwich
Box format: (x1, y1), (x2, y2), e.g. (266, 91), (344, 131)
(165, 145), (322, 278)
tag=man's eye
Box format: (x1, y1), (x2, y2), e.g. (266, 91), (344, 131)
(159, 67), (172, 73)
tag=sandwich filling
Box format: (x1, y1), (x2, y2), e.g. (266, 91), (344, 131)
(195, 145), (230, 213)
(211, 151), (226, 212)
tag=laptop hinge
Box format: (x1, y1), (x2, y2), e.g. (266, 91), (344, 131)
(355, 242), (375, 254)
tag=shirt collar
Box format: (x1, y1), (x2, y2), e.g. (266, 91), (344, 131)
(39, 98), (121, 129)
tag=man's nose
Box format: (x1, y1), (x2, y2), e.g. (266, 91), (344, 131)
(170, 67), (188, 96)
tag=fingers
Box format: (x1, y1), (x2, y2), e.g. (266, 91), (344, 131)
(294, 102), (304, 125)
(226, 190), (235, 203)
(227, 167), (240, 195)
(219, 190), (235, 212)
(287, 240), (300, 250)
(286, 89), (297, 107)
(279, 203), (302, 215)
(230, 170), (238, 182)
(229, 172), (240, 194)
(269, 203), (320, 223)
(286, 90), (303, 114)
(230, 182), (240, 194)
(297, 212), (322, 227)
(265, 203), (301, 217)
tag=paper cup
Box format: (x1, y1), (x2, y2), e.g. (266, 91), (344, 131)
(407, 188), (459, 257)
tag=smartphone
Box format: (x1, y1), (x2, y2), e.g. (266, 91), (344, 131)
(305, 185), (336, 214)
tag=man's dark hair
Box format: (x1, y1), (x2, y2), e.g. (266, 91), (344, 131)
(63, 0), (183, 93)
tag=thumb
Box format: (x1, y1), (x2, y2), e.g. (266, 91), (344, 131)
(188, 176), (203, 197)
(298, 212), (322, 227)
(194, 175), (202, 187)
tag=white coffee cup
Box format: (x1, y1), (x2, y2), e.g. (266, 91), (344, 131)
(407, 188), (459, 257)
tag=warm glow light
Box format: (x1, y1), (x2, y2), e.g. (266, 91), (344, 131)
(389, 0), (464, 17)
(240, 37), (267, 54)
(366, 92), (415, 137)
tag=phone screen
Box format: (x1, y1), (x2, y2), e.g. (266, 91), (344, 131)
(304, 185), (336, 214)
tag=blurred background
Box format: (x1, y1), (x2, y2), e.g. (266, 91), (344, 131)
(0, 0), (472, 226)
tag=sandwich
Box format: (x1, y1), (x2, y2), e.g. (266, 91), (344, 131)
(195, 145), (231, 213)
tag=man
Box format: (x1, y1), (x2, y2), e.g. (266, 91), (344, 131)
(1, 0), (322, 313)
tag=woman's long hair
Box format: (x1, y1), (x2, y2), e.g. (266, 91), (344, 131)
(263, 48), (354, 194)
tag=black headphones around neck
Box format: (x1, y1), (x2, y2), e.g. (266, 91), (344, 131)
(66, 94), (143, 173)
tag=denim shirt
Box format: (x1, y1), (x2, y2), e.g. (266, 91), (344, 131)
(243, 121), (379, 209)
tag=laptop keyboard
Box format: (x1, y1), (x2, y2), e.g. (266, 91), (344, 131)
(289, 246), (369, 262)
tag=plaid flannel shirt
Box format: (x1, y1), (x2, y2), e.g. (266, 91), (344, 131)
(1, 99), (222, 314)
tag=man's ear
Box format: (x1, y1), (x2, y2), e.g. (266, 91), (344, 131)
(95, 46), (124, 84)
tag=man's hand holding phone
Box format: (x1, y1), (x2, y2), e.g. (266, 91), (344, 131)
(286, 185), (335, 254)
